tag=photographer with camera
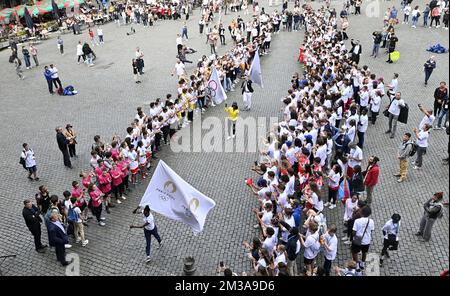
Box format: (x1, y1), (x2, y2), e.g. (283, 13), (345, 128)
(371, 31), (383, 58)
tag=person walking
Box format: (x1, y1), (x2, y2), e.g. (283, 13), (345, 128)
(411, 6), (421, 28)
(20, 143), (39, 181)
(379, 213), (401, 267)
(130, 205), (162, 263)
(241, 75), (254, 111)
(47, 212), (72, 266)
(49, 64), (63, 90)
(385, 92), (406, 138)
(181, 22), (188, 40)
(76, 41), (84, 64)
(433, 81), (449, 117)
(413, 124), (431, 170)
(56, 127), (72, 168)
(14, 57), (24, 80)
(97, 27), (104, 44)
(225, 102), (239, 140)
(363, 156), (380, 204)
(82, 42), (95, 67)
(132, 59), (142, 84)
(22, 199), (47, 253)
(22, 45), (31, 69)
(57, 36), (64, 55)
(424, 56), (437, 86)
(416, 192), (445, 242)
(64, 124), (77, 158)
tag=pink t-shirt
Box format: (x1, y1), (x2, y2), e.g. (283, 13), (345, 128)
(111, 148), (119, 161)
(89, 187), (103, 207)
(110, 168), (123, 186)
(95, 166), (104, 176)
(119, 160), (129, 178)
(98, 174), (112, 193)
(82, 176), (91, 189)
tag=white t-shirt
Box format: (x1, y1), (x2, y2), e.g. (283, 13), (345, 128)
(370, 95), (381, 113)
(344, 199), (357, 221)
(261, 210), (273, 227)
(143, 213), (155, 231)
(358, 114), (369, 133)
(323, 233), (338, 260)
(315, 145), (328, 166)
(304, 231), (321, 259)
(388, 99), (405, 116)
(352, 217), (375, 245)
(348, 147), (363, 168)
(416, 130), (429, 147)
(262, 235), (277, 253)
(311, 192), (323, 212)
(21, 149), (36, 168)
(418, 115), (435, 130)
(174, 63), (185, 76)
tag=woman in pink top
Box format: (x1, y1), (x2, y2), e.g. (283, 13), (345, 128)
(110, 162), (125, 204)
(71, 180), (88, 221)
(80, 171), (94, 189)
(88, 184), (106, 226)
(97, 167), (113, 213)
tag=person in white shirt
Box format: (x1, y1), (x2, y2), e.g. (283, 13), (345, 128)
(97, 27), (104, 44)
(321, 224), (338, 276)
(171, 58), (186, 79)
(413, 124), (431, 169)
(385, 92), (405, 138)
(129, 205), (162, 263)
(417, 105), (435, 130)
(21, 143), (39, 181)
(347, 143), (363, 177)
(379, 213), (401, 267)
(389, 73), (399, 93)
(262, 227), (277, 254)
(313, 137), (328, 167)
(357, 108), (369, 149)
(351, 206), (375, 270)
(76, 41), (84, 64)
(370, 90), (382, 124)
(325, 164), (341, 209)
(299, 223), (321, 276)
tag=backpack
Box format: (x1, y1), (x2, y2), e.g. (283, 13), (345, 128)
(19, 151), (26, 169)
(67, 206), (79, 223)
(408, 142), (418, 157)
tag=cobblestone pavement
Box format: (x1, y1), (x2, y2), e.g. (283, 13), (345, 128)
(0, 0), (448, 276)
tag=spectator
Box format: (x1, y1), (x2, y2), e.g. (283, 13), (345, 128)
(416, 192), (445, 242)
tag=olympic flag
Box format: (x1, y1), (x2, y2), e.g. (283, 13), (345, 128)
(207, 66), (227, 105)
(139, 160), (216, 234)
(250, 49), (263, 88)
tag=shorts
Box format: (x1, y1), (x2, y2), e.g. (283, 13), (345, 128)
(304, 257), (314, 265)
(351, 243), (370, 254)
(27, 165), (37, 173)
(131, 167), (139, 175)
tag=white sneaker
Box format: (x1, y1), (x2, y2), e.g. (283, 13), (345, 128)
(82, 240), (89, 247)
(75, 239), (81, 244)
(145, 256), (151, 263)
(117, 200), (122, 204)
(99, 221), (106, 226)
(343, 240), (352, 245)
(64, 244), (72, 249)
(121, 196), (127, 200)
(341, 237), (349, 241)
(100, 217), (106, 221)
(232, 135), (236, 138)
(324, 202), (330, 207)
(329, 204), (336, 209)
(227, 136), (232, 140)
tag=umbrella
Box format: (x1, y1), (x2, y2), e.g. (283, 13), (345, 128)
(0, 8), (15, 23)
(24, 6), (34, 29)
(52, 0), (60, 20)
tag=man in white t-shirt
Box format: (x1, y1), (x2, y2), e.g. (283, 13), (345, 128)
(413, 124), (431, 169)
(171, 58), (186, 79)
(351, 206), (374, 270)
(357, 108), (369, 149)
(322, 225), (338, 276)
(347, 143), (363, 177)
(300, 223), (321, 276)
(385, 92), (405, 138)
(417, 105), (435, 130)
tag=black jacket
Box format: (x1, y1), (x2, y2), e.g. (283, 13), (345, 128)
(23, 205), (42, 231)
(56, 132), (68, 151)
(286, 233), (299, 261)
(349, 172), (365, 193)
(350, 41), (362, 55)
(47, 221), (69, 247)
(241, 80), (254, 94)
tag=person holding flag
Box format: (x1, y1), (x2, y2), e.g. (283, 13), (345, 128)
(130, 205), (163, 263)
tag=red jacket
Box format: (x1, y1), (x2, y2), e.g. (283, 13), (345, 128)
(364, 164), (380, 187)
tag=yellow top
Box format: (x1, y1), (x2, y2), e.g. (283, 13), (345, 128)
(225, 107), (239, 121)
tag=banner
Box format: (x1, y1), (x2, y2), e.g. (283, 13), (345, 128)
(250, 49), (263, 87)
(206, 66), (227, 105)
(139, 160), (216, 234)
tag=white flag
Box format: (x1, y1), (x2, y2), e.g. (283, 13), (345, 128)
(207, 66), (227, 105)
(250, 49), (263, 88)
(139, 160), (216, 234)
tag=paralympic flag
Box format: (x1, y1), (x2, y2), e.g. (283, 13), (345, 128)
(139, 160), (216, 234)
(250, 49), (263, 88)
(207, 66), (227, 105)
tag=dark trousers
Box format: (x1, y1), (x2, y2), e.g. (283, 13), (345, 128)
(434, 100), (442, 116)
(162, 126), (170, 144)
(30, 226), (43, 250)
(55, 244), (66, 264)
(328, 187), (338, 204)
(46, 79), (54, 94)
(220, 35), (225, 45)
(60, 148), (72, 167)
(53, 77), (62, 89)
(323, 257), (333, 276)
(425, 69), (433, 84)
(371, 111), (379, 124)
(93, 205), (102, 222)
(144, 227), (162, 256)
(155, 133), (162, 150)
(112, 183), (124, 200)
(357, 131), (365, 149)
(68, 144), (76, 157)
(122, 175), (130, 190)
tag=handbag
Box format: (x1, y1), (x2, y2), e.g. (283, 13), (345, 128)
(383, 98), (394, 118)
(353, 219), (370, 246)
(398, 104), (409, 124)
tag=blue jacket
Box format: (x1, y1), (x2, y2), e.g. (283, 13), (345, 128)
(293, 207), (302, 228)
(47, 221), (69, 247)
(44, 69), (53, 81)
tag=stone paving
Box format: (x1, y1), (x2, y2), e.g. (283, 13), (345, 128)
(0, 0), (448, 276)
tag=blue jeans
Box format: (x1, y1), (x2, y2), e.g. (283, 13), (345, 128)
(412, 16), (418, 26)
(372, 43), (380, 57)
(437, 109), (449, 127)
(425, 69), (433, 84)
(424, 15), (429, 26)
(144, 227), (161, 256)
(24, 55), (31, 67)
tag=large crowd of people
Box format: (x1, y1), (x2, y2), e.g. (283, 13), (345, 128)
(14, 0), (449, 276)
